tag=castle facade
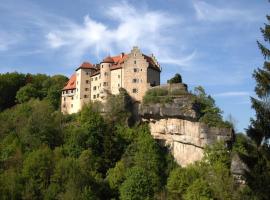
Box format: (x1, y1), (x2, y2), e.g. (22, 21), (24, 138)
(61, 47), (161, 114)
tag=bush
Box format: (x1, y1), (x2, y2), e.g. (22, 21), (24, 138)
(167, 73), (182, 84)
(143, 88), (172, 104)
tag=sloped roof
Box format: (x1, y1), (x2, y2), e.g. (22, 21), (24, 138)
(102, 56), (114, 63)
(63, 74), (76, 90)
(76, 62), (95, 71)
(143, 54), (161, 72)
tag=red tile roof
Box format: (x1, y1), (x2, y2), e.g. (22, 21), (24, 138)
(76, 62), (94, 71)
(102, 56), (114, 63)
(63, 74), (76, 90)
(111, 53), (128, 64)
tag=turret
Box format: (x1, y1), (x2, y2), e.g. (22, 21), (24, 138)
(100, 56), (113, 100)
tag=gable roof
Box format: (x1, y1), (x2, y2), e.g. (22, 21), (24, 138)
(63, 74), (76, 90)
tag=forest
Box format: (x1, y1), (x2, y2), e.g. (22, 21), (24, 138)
(0, 6), (270, 200)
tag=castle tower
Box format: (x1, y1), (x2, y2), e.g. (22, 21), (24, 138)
(99, 56), (113, 101)
(75, 62), (95, 108)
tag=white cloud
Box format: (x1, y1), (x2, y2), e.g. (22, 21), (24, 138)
(213, 91), (250, 97)
(193, 1), (258, 22)
(45, 2), (194, 66)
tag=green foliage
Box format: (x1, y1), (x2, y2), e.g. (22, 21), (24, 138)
(119, 167), (155, 200)
(0, 72), (27, 111)
(193, 86), (232, 128)
(167, 166), (199, 199)
(16, 84), (40, 103)
(167, 73), (182, 84)
(247, 8), (270, 146)
(22, 147), (54, 199)
(0, 72), (67, 112)
(107, 160), (126, 190)
(183, 179), (213, 200)
(105, 88), (133, 125)
(143, 88), (172, 104)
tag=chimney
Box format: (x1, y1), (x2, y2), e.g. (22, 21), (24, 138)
(121, 52), (125, 58)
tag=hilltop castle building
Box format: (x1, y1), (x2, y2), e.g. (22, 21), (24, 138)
(61, 47), (161, 114)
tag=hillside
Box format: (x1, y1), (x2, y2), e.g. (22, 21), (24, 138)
(0, 72), (269, 199)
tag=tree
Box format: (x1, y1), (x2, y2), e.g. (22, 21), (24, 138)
(16, 84), (40, 103)
(193, 86), (231, 128)
(119, 167), (155, 200)
(167, 166), (199, 199)
(183, 179), (213, 200)
(167, 73), (182, 84)
(22, 147), (54, 199)
(0, 72), (26, 111)
(247, 14), (270, 146)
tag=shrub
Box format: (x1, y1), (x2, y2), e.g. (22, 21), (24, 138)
(167, 73), (182, 84)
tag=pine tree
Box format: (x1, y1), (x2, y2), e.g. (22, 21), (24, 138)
(247, 14), (270, 146)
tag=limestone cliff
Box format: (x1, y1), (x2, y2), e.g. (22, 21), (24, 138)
(140, 84), (234, 167)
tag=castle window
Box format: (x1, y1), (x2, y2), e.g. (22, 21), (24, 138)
(93, 95), (96, 99)
(103, 82), (108, 86)
(134, 68), (139, 72)
(97, 94), (99, 98)
(84, 95), (88, 98)
(64, 97), (66, 101)
(91, 78), (93, 81)
(118, 84), (120, 87)
(132, 79), (139, 83)
(134, 60), (136, 64)
(86, 72), (89, 75)
(95, 77), (98, 81)
(93, 86), (97, 90)
(71, 104), (73, 108)
(132, 88), (138, 93)
(63, 104), (66, 108)
(118, 75), (120, 78)
(141, 69), (142, 71)
(86, 80), (89, 84)
(71, 97), (74, 100)
(85, 88), (89, 91)
(104, 72), (108, 76)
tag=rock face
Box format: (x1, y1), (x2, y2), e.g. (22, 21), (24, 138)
(144, 118), (233, 166)
(140, 84), (234, 167)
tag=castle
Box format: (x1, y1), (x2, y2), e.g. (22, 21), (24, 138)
(61, 47), (161, 114)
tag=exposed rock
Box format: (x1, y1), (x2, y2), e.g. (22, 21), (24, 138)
(143, 118), (233, 166)
(230, 153), (249, 185)
(140, 95), (199, 121)
(139, 83), (234, 166)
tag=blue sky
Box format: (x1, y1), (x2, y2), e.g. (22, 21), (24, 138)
(0, 0), (269, 132)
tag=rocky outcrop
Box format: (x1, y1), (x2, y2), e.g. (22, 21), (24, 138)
(230, 154), (249, 185)
(143, 117), (233, 166)
(140, 84), (234, 167)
